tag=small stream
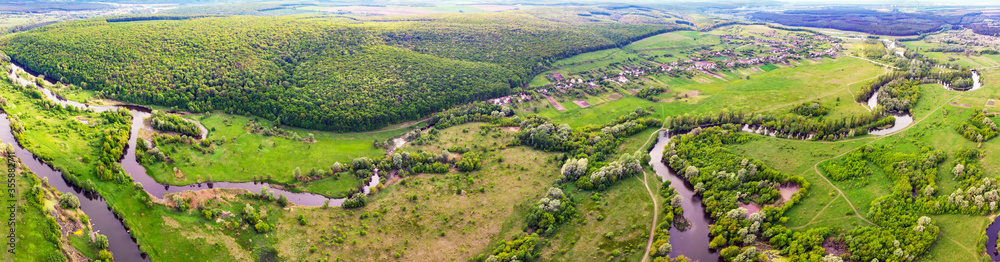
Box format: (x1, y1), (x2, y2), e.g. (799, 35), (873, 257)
(648, 131), (722, 262)
(6, 62), (381, 261)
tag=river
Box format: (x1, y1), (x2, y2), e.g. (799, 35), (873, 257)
(866, 84), (916, 136)
(866, 70), (982, 136)
(988, 217), (1000, 262)
(5, 62), (381, 261)
(648, 131), (722, 261)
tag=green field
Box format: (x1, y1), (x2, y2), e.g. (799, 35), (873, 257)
(0, 79), (291, 261)
(8, 11), (1000, 262)
(142, 112), (423, 197)
(525, 57), (883, 130)
(274, 122), (561, 260)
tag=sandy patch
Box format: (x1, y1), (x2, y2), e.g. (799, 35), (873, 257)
(324, 6), (439, 16)
(506, 127), (521, 132)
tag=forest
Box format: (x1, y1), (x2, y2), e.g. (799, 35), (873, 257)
(750, 8), (971, 36)
(1, 8), (684, 132)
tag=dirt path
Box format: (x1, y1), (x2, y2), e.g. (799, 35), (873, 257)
(797, 90), (969, 228)
(639, 170), (659, 262)
(637, 60), (972, 258)
(811, 147), (877, 226)
(639, 122), (667, 262)
(945, 235), (978, 259)
(845, 55), (900, 69)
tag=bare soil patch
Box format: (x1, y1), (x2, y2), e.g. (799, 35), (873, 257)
(822, 237), (848, 256)
(699, 69), (725, 80)
(572, 100), (591, 108)
(545, 95), (565, 111)
(608, 93), (623, 101)
(681, 90), (700, 98)
(950, 102), (972, 108)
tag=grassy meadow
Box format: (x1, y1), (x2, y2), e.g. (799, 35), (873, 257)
(0, 80), (285, 262)
(141, 112), (424, 198)
(275, 123), (563, 261)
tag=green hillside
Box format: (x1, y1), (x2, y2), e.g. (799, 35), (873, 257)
(2, 8), (685, 131)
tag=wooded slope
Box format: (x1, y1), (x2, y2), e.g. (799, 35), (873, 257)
(2, 8), (685, 131)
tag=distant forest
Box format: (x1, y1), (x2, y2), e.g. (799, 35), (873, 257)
(2, 8), (686, 132)
(968, 24), (1000, 36)
(750, 8), (973, 36)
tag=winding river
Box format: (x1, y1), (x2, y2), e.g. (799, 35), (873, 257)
(644, 70), (984, 260)
(648, 131), (722, 261)
(5, 62), (381, 261)
(867, 70), (981, 136)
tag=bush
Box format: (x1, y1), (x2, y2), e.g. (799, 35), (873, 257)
(96, 234), (110, 249)
(58, 193), (80, 209)
(98, 250), (114, 262)
(342, 195), (367, 208)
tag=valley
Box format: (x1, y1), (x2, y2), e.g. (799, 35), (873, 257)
(2, 2), (1000, 262)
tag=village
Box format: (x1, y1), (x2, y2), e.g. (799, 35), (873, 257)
(530, 25), (843, 105)
(917, 28), (1000, 53)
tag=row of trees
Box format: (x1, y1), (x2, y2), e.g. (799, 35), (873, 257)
(517, 107), (661, 161)
(149, 111), (201, 137)
(96, 110), (132, 182)
(666, 109), (892, 141)
(789, 102), (829, 117)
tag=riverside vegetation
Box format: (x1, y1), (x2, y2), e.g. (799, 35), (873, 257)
(4, 4), (1000, 262)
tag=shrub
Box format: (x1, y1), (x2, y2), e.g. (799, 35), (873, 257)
(58, 193), (80, 209)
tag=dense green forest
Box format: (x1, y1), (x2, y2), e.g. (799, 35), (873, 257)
(1, 8), (684, 131)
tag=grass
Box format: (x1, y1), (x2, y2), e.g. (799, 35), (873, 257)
(142, 112), (422, 197)
(0, 81), (276, 261)
(727, 136), (873, 229)
(274, 122), (561, 261)
(921, 51), (999, 68)
(920, 214), (991, 262)
(546, 178), (654, 261)
(524, 56), (882, 131)
(623, 31), (719, 51)
(7, 169), (62, 261)
(680, 57), (882, 114)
